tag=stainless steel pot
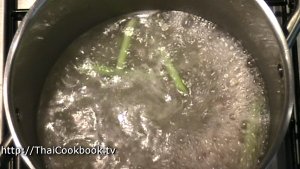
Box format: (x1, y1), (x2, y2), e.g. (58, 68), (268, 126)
(3, 0), (298, 168)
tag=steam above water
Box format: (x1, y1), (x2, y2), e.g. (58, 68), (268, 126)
(38, 11), (269, 169)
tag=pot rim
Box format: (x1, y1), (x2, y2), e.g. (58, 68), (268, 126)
(254, 1), (294, 168)
(3, 0), (48, 168)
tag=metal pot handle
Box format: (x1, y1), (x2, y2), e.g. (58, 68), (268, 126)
(287, 0), (300, 47)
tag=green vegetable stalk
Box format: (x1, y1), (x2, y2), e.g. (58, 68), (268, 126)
(93, 65), (117, 76)
(92, 18), (188, 96)
(240, 99), (264, 168)
(159, 47), (189, 95)
(116, 18), (137, 70)
(93, 18), (137, 76)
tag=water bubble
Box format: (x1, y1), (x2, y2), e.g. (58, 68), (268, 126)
(229, 113), (236, 120)
(241, 120), (249, 130)
(181, 15), (194, 28)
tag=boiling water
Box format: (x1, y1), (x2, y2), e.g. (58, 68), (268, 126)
(38, 11), (269, 169)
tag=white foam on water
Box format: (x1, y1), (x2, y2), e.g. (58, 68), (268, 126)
(38, 11), (269, 169)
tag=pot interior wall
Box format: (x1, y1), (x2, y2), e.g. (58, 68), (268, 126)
(8, 0), (288, 168)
